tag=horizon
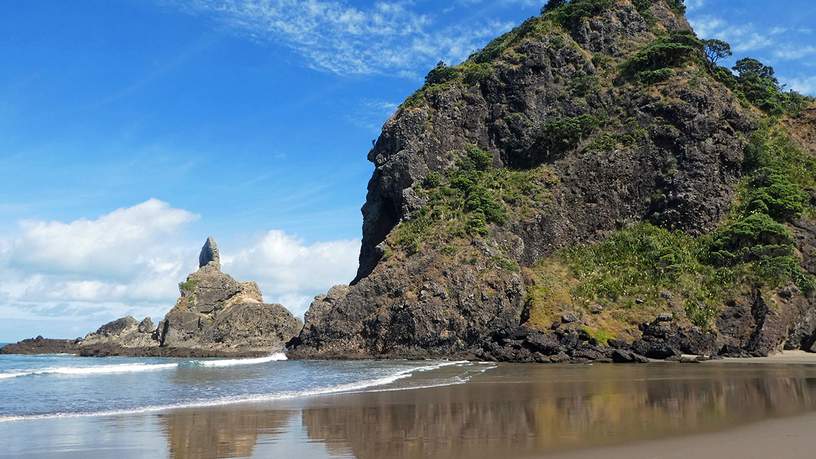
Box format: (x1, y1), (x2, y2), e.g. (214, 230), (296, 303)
(2, 0), (815, 341)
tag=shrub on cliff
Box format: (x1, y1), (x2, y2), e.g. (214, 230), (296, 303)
(731, 57), (812, 116)
(706, 213), (794, 266)
(536, 114), (600, 160)
(622, 31), (703, 79)
(739, 168), (808, 222)
(544, 0), (615, 29)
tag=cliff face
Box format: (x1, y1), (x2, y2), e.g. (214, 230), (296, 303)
(292, 0), (816, 361)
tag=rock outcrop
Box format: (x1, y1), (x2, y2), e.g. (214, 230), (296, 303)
(0, 336), (81, 355)
(78, 237), (301, 357)
(292, 0), (816, 361)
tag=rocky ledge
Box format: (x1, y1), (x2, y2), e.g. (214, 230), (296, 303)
(0, 336), (82, 355)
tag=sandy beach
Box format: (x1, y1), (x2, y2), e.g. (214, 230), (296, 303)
(2, 354), (816, 458)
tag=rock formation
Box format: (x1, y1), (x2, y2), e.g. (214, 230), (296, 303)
(291, 0), (816, 361)
(78, 237), (301, 357)
(0, 336), (81, 355)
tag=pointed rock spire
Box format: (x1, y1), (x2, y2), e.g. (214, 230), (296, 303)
(199, 236), (221, 270)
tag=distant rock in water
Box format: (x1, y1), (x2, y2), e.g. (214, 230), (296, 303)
(76, 237), (301, 357)
(0, 336), (81, 355)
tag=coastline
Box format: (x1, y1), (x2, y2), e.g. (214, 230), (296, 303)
(3, 354), (816, 458)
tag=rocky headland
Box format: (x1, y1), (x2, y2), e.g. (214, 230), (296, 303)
(289, 0), (816, 363)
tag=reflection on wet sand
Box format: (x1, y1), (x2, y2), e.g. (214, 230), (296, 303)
(159, 408), (294, 459)
(155, 363), (816, 459)
(299, 364), (816, 459)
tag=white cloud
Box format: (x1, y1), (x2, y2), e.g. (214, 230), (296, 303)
(224, 230), (359, 316)
(781, 76), (816, 96)
(0, 199), (199, 326)
(774, 45), (816, 61)
(690, 16), (775, 52)
(0, 200), (359, 339)
(174, 0), (516, 77)
(685, 0), (705, 11)
(8, 199), (196, 279)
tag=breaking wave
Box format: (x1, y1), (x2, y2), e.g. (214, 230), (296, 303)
(188, 353), (288, 368)
(0, 363), (179, 379)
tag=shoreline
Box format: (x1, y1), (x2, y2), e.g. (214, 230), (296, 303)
(4, 358), (816, 458)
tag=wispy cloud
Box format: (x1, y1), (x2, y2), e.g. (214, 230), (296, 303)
(690, 16), (775, 52)
(781, 76), (816, 96)
(171, 0), (515, 77)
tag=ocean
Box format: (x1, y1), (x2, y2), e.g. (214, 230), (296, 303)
(0, 352), (480, 422)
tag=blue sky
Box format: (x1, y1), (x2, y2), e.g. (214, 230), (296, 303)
(0, 0), (814, 341)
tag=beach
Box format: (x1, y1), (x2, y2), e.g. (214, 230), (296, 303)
(3, 355), (816, 458)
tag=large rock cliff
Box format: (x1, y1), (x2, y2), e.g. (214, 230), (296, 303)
(291, 0), (816, 361)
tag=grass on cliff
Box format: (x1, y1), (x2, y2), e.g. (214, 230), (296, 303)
(390, 146), (558, 255)
(525, 124), (816, 338)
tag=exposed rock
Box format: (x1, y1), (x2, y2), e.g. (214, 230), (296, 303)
(138, 317), (155, 334)
(199, 236), (221, 270)
(77, 238), (301, 358)
(1, 337), (81, 355)
(294, 0), (768, 361)
(611, 349), (649, 364)
(632, 319), (717, 359)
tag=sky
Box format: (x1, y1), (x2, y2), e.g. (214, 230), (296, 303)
(0, 0), (814, 341)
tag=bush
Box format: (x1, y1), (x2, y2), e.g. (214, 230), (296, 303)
(739, 168), (808, 222)
(730, 57), (814, 116)
(706, 213), (794, 266)
(526, 114), (600, 164)
(546, 0), (615, 29)
(636, 68), (675, 84)
(622, 31), (703, 78)
(392, 146), (555, 250)
(462, 62), (494, 85)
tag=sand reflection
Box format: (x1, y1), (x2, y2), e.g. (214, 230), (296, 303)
(156, 364), (816, 459)
(299, 364), (816, 459)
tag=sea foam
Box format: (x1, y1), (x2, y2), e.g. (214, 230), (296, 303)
(189, 353), (288, 368)
(0, 363), (179, 380)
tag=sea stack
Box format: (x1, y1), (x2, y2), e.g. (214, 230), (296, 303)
(80, 237), (302, 357)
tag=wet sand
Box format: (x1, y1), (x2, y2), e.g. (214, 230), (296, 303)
(3, 356), (816, 458)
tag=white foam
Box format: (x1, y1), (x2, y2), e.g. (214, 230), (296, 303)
(0, 360), (472, 423)
(190, 353), (287, 368)
(0, 363), (178, 380)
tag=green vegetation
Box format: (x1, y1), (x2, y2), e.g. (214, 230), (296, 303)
(738, 168), (808, 221)
(544, 0), (615, 29)
(537, 114), (601, 159)
(622, 31), (703, 81)
(392, 146), (557, 254)
(179, 278), (199, 293)
(703, 39), (732, 67)
(525, 123), (816, 333)
(706, 213), (794, 266)
(714, 57), (814, 116)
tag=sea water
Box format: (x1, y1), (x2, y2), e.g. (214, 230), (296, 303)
(0, 351), (473, 421)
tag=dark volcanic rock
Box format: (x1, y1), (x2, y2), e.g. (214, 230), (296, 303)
(294, 0), (765, 361)
(1, 336), (81, 355)
(632, 319), (718, 359)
